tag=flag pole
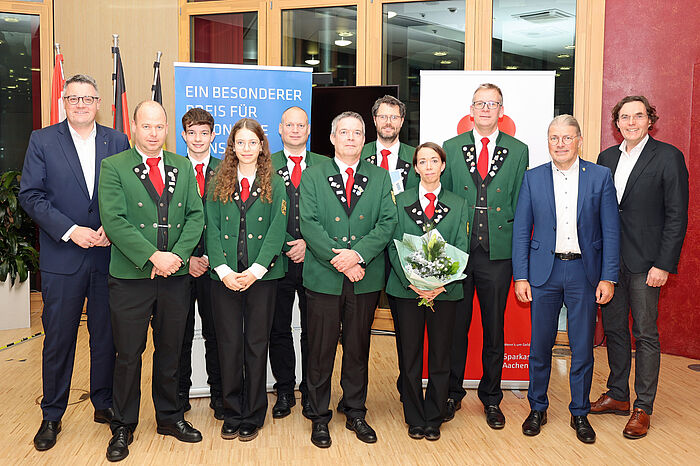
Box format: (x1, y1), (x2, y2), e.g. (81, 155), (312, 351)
(112, 34), (119, 114)
(54, 43), (64, 80)
(151, 51), (162, 101)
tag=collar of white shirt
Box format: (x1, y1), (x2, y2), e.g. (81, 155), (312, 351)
(551, 156), (580, 176)
(376, 140), (400, 156)
(67, 122), (97, 142)
(619, 134), (649, 158)
(418, 183), (441, 210)
(283, 147), (306, 161)
(237, 168), (256, 190)
(474, 128), (499, 146)
(187, 151), (210, 172)
(334, 157), (360, 179)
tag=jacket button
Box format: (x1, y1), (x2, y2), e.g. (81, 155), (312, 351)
(498, 225), (502, 230)
(178, 202), (182, 207)
(224, 235), (229, 239)
(160, 202), (164, 207)
(258, 235), (262, 239)
(258, 217), (263, 221)
(351, 235), (356, 240)
(553, 226), (556, 231)
(333, 236), (338, 241)
(139, 224), (145, 228)
(464, 186), (469, 190)
(88, 208), (93, 213)
(248, 234), (253, 239)
(496, 207), (501, 212)
(342, 237), (347, 242)
(335, 217), (340, 222)
(223, 252), (227, 257)
(177, 224), (181, 228)
(225, 216), (229, 221)
(138, 202), (143, 207)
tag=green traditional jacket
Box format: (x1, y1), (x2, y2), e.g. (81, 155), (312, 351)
(386, 186), (470, 301)
(98, 148), (204, 279)
(299, 158), (398, 295)
(270, 149), (329, 252)
(205, 174), (288, 281)
(442, 130), (528, 260)
(360, 140), (419, 191)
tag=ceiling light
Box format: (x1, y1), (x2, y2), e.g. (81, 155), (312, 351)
(335, 38), (352, 47)
(557, 54), (571, 58)
(564, 44), (575, 49)
(305, 56), (320, 66)
(505, 65), (519, 70)
(338, 31), (354, 37)
(387, 11), (397, 19)
(555, 73), (561, 77)
(440, 60), (453, 65)
(4, 17), (19, 23)
(559, 66), (571, 70)
(433, 51), (448, 57)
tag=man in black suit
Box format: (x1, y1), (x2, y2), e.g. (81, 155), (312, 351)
(19, 74), (130, 451)
(177, 107), (223, 419)
(592, 95), (689, 439)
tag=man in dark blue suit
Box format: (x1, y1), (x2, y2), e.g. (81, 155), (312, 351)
(512, 115), (619, 444)
(19, 74), (130, 451)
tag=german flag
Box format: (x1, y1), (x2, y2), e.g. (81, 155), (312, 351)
(112, 44), (130, 139)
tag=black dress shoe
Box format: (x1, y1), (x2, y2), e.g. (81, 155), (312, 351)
(301, 398), (313, 420)
(345, 418), (377, 444)
(156, 419), (202, 443)
(424, 426), (440, 441)
(209, 397), (224, 421)
(443, 398), (461, 422)
(239, 423), (259, 441)
(484, 405), (506, 429)
(311, 423), (331, 448)
(408, 425), (425, 439)
(570, 415), (596, 444)
(94, 408), (115, 424)
(522, 410), (547, 436)
(272, 392), (296, 419)
(34, 420), (61, 451)
(106, 426), (133, 462)
(221, 422), (239, 440)
(178, 392), (192, 412)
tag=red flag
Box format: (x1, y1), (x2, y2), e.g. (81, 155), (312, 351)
(112, 45), (131, 139)
(50, 53), (65, 125)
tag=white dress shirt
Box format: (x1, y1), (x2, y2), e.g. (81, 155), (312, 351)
(135, 146), (165, 185)
(614, 134), (649, 203)
(214, 169), (268, 281)
(474, 128), (499, 173)
(62, 123), (97, 241)
(187, 151), (210, 174)
(284, 147), (307, 173)
(375, 140), (400, 171)
(419, 183), (441, 212)
(552, 158), (581, 254)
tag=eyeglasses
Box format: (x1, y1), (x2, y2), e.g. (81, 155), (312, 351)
(235, 139), (260, 149)
(472, 101), (501, 110)
(548, 135), (577, 145)
(618, 113), (648, 122)
(283, 123), (307, 130)
(375, 114), (401, 122)
(63, 95), (99, 105)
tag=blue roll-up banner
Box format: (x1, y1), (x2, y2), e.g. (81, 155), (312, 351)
(174, 63), (313, 157)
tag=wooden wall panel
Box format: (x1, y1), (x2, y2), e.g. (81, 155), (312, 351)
(54, 0), (179, 149)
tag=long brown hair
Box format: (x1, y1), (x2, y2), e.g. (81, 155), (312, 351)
(212, 118), (273, 204)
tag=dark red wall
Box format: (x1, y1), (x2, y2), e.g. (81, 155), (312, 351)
(601, 1), (700, 359)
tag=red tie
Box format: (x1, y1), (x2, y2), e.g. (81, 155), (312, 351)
(425, 193), (436, 219)
(240, 177), (250, 202)
(380, 149), (390, 170)
(477, 137), (490, 180)
(195, 163), (205, 197)
(345, 167), (354, 208)
(146, 157), (164, 196)
(289, 156), (302, 188)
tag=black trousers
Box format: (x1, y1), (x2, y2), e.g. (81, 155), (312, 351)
(385, 251), (403, 397)
(211, 279), (277, 428)
(449, 245), (512, 406)
(306, 278), (379, 424)
(601, 259), (661, 414)
(178, 273), (222, 399)
(109, 274), (190, 432)
(269, 261), (308, 397)
(395, 297), (456, 427)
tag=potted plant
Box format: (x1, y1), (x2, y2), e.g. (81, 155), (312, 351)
(0, 170), (38, 330)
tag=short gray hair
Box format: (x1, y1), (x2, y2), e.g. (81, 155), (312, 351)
(548, 114), (581, 137)
(64, 74), (98, 94)
(473, 83), (503, 104)
(330, 111), (365, 135)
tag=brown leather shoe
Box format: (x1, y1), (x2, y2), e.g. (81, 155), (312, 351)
(590, 393), (630, 415)
(623, 408), (650, 439)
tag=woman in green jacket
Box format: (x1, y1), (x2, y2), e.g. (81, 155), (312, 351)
(386, 142), (470, 441)
(206, 118), (288, 442)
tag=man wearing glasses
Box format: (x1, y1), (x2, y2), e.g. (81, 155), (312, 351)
(591, 96), (688, 439)
(442, 83), (528, 429)
(360, 95), (417, 400)
(20, 74), (130, 451)
(513, 115), (619, 444)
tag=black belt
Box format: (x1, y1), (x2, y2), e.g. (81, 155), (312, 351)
(555, 252), (582, 260)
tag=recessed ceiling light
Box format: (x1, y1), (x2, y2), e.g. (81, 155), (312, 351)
(387, 11), (397, 19)
(440, 60), (453, 65)
(559, 66), (571, 70)
(505, 65), (519, 70)
(433, 51), (448, 57)
(4, 17), (19, 23)
(557, 54), (571, 58)
(564, 44), (575, 49)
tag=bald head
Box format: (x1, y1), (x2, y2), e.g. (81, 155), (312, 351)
(279, 106), (310, 153)
(131, 100), (168, 157)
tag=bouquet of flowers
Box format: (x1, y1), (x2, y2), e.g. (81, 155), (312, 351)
(393, 228), (469, 311)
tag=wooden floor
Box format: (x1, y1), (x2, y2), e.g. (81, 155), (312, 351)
(1, 294), (699, 465)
